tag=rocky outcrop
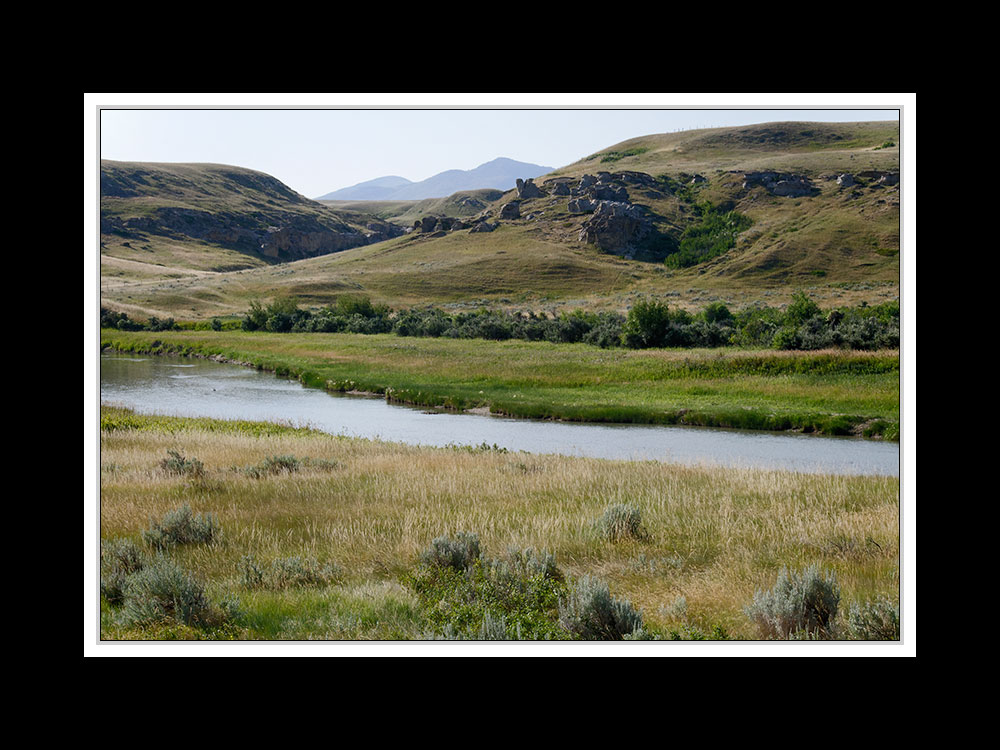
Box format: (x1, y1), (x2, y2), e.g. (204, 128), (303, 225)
(834, 170), (900, 188)
(457, 196), (487, 210)
(415, 216), (440, 233)
(568, 198), (597, 214)
(260, 226), (371, 259)
(742, 171), (816, 197)
(101, 203), (405, 261)
(770, 177), (814, 197)
(515, 178), (545, 199)
(414, 216), (470, 233)
(499, 202), (521, 220)
(389, 169), (674, 257)
(591, 182), (629, 201)
(578, 201), (656, 257)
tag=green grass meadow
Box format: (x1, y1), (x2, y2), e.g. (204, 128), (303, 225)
(100, 329), (899, 438)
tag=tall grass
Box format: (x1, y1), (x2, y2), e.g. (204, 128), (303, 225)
(98, 406), (900, 641)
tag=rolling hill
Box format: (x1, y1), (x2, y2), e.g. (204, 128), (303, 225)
(99, 161), (408, 308)
(99, 121), (900, 321)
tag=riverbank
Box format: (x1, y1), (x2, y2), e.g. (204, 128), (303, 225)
(97, 406), (901, 642)
(100, 329), (900, 440)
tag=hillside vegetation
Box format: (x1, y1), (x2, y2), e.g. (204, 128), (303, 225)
(99, 161), (405, 288)
(99, 121), (900, 322)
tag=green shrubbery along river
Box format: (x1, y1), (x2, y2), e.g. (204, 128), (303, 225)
(102, 292), (899, 353)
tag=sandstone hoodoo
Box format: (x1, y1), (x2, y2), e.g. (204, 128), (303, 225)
(578, 201), (657, 258)
(515, 178), (545, 199)
(499, 202), (521, 220)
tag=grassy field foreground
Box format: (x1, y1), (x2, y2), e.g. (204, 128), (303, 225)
(100, 329), (900, 439)
(98, 407), (900, 641)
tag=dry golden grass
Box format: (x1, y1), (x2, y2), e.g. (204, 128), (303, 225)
(99, 408), (899, 639)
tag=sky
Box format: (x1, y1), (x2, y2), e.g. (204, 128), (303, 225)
(95, 94), (903, 199)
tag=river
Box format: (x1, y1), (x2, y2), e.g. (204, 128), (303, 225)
(99, 353), (899, 476)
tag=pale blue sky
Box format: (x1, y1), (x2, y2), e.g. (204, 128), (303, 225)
(97, 96), (901, 199)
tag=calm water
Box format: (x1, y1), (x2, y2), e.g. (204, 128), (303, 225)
(99, 354), (899, 476)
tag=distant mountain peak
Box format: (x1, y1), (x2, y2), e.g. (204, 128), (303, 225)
(318, 157), (553, 201)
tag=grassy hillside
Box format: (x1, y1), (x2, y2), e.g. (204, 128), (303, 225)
(99, 161), (404, 290)
(99, 121), (900, 321)
(553, 121), (900, 178)
(319, 188), (505, 226)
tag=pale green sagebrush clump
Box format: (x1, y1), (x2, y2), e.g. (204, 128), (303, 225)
(745, 565), (841, 639)
(141, 504), (218, 549)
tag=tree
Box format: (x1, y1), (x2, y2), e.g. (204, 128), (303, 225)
(622, 299), (673, 348)
(784, 292), (821, 327)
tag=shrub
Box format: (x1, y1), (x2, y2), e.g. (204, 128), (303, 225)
(242, 297), (309, 332)
(599, 147), (649, 163)
(238, 554), (266, 589)
(665, 623), (732, 640)
(665, 202), (752, 269)
(844, 597), (900, 640)
(496, 547), (562, 583)
(118, 554), (221, 627)
(703, 301), (734, 325)
(335, 294), (379, 318)
(596, 503), (648, 541)
(731, 305), (784, 348)
(244, 455), (301, 478)
(476, 612), (518, 640)
(745, 565), (841, 639)
(582, 315), (625, 348)
(771, 325), (802, 351)
(558, 575), (645, 640)
(100, 538), (148, 606)
(232, 294), (897, 353)
(784, 292), (822, 327)
(239, 554), (341, 589)
(241, 300), (269, 331)
(420, 531), (482, 572)
(159, 450), (204, 479)
(622, 298), (673, 349)
(141, 504), (218, 550)
(407, 539), (569, 640)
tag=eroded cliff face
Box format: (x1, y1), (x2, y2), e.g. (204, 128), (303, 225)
(100, 161), (407, 261)
(101, 206), (405, 260)
(259, 222), (405, 259)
